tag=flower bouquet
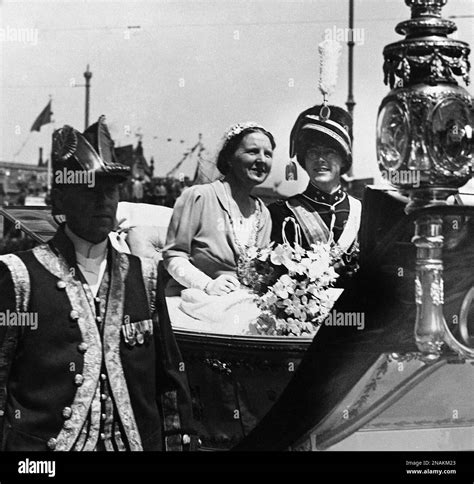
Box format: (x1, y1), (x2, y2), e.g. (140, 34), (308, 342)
(238, 218), (344, 337)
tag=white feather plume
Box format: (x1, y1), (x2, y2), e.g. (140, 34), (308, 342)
(318, 38), (342, 100)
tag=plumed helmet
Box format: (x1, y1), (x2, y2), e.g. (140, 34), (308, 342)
(289, 104), (353, 174)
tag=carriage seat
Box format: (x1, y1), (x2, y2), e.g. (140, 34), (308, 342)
(111, 201), (173, 260)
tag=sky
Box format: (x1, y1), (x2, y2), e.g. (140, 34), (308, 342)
(1, 0), (473, 195)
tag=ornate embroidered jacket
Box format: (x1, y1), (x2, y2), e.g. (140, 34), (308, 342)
(0, 227), (196, 451)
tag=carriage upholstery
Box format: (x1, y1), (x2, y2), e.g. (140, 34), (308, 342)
(113, 201), (173, 260)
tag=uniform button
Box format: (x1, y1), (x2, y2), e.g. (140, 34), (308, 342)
(100, 373), (106, 381)
(78, 342), (88, 353)
(96, 316), (103, 323)
(182, 434), (191, 445)
(63, 420), (74, 430)
(57, 281), (67, 290)
(70, 310), (80, 321)
(47, 437), (57, 450)
(100, 433), (106, 440)
(101, 413), (106, 420)
(94, 297), (101, 304)
(101, 393), (107, 401)
(62, 407), (72, 419)
(74, 374), (84, 386)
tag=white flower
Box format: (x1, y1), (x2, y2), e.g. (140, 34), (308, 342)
(272, 274), (295, 299)
(258, 246), (272, 261)
(293, 243), (305, 261)
(306, 260), (328, 280)
(270, 244), (292, 266)
(262, 291), (278, 306)
(281, 274), (295, 291)
(272, 283), (288, 299)
(247, 246), (258, 259)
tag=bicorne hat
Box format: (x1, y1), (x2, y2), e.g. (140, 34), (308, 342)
(289, 104), (353, 174)
(52, 115), (130, 184)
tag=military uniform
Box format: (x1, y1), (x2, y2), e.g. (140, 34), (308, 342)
(269, 104), (361, 269)
(269, 183), (361, 252)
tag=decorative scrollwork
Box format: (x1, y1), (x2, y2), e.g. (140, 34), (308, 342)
(388, 352), (425, 363)
(430, 276), (444, 306)
(384, 47), (471, 89)
(382, 0), (471, 90)
(204, 358), (232, 376)
(415, 277), (423, 305)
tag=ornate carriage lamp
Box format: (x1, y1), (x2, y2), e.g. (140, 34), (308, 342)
(376, 0), (473, 359)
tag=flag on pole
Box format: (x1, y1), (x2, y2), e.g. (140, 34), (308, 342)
(30, 100), (53, 132)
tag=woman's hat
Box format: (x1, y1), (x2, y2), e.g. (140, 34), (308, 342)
(289, 104), (353, 174)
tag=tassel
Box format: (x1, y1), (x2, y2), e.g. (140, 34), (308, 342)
(285, 160), (298, 181)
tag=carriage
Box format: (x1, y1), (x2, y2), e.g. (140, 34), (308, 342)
(1, 183), (473, 453)
(1, 0), (473, 453)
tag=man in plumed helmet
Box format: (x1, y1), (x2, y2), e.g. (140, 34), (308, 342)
(0, 116), (197, 451)
(269, 104), (361, 277)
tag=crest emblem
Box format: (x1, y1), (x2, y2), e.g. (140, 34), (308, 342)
(52, 125), (78, 162)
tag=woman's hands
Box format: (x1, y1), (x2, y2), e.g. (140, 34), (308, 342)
(204, 275), (240, 296)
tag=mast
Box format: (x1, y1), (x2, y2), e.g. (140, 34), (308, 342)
(84, 65), (92, 129)
(346, 0), (355, 118)
(346, 0), (355, 177)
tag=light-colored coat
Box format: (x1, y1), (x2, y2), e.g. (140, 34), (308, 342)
(163, 180), (271, 280)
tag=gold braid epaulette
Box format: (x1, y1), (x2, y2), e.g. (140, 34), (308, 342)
(0, 254), (31, 312)
(0, 254), (31, 441)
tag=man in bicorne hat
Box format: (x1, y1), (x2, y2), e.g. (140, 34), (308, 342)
(0, 116), (197, 451)
(269, 105), (361, 275)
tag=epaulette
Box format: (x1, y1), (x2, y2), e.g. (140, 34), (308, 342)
(0, 254), (31, 443)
